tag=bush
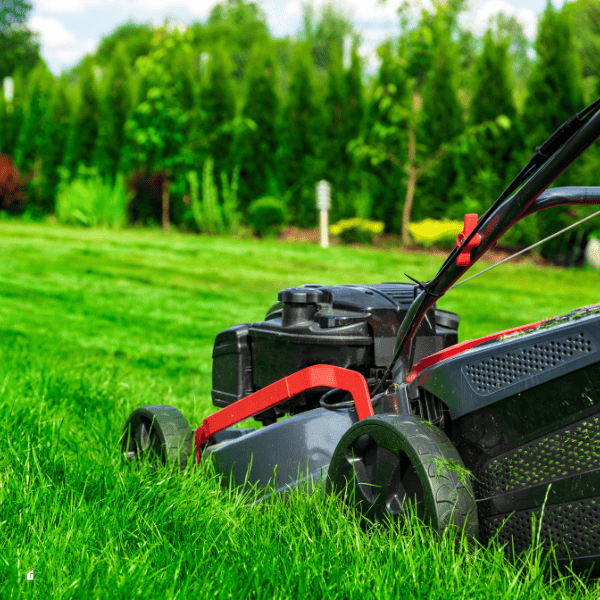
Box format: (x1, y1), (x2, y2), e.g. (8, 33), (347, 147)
(186, 159), (242, 235)
(0, 154), (28, 214)
(330, 218), (384, 245)
(247, 196), (288, 237)
(56, 165), (131, 228)
(408, 218), (464, 249)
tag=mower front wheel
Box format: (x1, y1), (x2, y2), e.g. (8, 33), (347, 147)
(326, 414), (478, 541)
(121, 405), (194, 472)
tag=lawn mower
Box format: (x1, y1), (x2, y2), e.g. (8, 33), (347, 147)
(122, 98), (600, 570)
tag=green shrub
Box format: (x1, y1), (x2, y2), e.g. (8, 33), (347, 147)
(408, 218), (464, 249)
(330, 218), (384, 245)
(247, 196), (288, 237)
(187, 159), (242, 235)
(220, 165), (241, 232)
(56, 165), (131, 228)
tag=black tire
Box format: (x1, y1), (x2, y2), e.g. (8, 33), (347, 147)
(326, 414), (479, 541)
(121, 405), (194, 471)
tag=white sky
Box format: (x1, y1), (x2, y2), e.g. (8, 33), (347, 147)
(27, 0), (567, 76)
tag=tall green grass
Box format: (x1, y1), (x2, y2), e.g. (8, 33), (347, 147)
(55, 165), (132, 228)
(0, 222), (599, 598)
(187, 158), (241, 234)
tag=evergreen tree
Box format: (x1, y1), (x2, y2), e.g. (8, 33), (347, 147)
(526, 1), (585, 153)
(1, 69), (25, 159)
(238, 40), (280, 211)
(39, 75), (72, 212)
(65, 56), (101, 174)
(14, 61), (54, 174)
(363, 41), (410, 230)
(465, 30), (519, 200)
(95, 22), (153, 68)
(94, 42), (135, 183)
(0, 83), (6, 154)
(278, 41), (323, 227)
(523, 1), (587, 261)
(322, 36), (368, 223)
(344, 36), (364, 144)
(0, 0), (40, 80)
(417, 19), (463, 219)
(200, 45), (237, 183)
(322, 40), (347, 196)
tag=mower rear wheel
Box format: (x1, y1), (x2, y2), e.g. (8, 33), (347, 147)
(326, 414), (478, 541)
(121, 405), (194, 472)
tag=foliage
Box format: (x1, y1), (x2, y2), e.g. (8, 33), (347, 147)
(122, 23), (199, 188)
(298, 0), (355, 68)
(563, 0), (600, 79)
(237, 40), (280, 212)
(56, 165), (131, 228)
(94, 42), (135, 184)
(418, 15), (464, 217)
(2, 0), (599, 268)
(247, 196), (288, 237)
(0, 153), (27, 212)
(0, 0), (39, 80)
(523, 2), (589, 263)
(14, 61), (54, 175)
(186, 158), (242, 235)
(330, 217), (384, 245)
(38, 75), (72, 213)
(220, 164), (241, 232)
(200, 0), (270, 79)
(526, 2), (585, 154)
(189, 160), (222, 234)
(95, 21), (153, 67)
(0, 69), (24, 158)
(409, 218), (464, 249)
(64, 56), (101, 175)
(350, 42), (410, 232)
(278, 41), (324, 228)
(198, 44), (238, 180)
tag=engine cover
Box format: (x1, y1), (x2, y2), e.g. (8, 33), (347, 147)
(211, 283), (460, 422)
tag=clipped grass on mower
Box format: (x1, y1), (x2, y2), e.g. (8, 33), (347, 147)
(0, 222), (599, 599)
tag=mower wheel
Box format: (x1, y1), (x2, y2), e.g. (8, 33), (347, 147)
(326, 414), (478, 541)
(121, 405), (194, 471)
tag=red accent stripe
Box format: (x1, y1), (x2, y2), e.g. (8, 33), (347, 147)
(405, 319), (546, 383)
(195, 364), (373, 462)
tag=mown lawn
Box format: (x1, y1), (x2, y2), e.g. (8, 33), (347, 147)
(1, 222), (600, 599)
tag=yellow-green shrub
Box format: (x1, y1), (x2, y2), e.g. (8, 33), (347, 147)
(330, 218), (384, 245)
(408, 219), (464, 249)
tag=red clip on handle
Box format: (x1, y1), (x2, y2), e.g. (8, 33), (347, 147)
(195, 364), (374, 462)
(456, 213), (481, 267)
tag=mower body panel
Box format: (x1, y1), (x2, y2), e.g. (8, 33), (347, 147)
(204, 407), (359, 494)
(415, 303), (600, 419)
(407, 305), (600, 564)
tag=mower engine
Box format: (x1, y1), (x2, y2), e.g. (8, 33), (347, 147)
(211, 283), (459, 425)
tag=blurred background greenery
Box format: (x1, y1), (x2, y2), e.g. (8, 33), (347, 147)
(1, 0), (600, 264)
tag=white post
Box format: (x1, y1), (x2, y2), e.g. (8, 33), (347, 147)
(316, 180), (331, 249)
(3, 77), (13, 103)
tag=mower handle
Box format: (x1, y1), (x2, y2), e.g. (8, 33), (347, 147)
(520, 186), (600, 218)
(388, 101), (600, 384)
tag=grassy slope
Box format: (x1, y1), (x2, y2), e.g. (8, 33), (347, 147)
(1, 223), (599, 599)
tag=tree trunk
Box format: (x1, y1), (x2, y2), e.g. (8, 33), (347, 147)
(401, 93), (419, 247)
(162, 178), (170, 231)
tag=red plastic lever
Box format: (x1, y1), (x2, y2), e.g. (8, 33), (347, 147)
(456, 214), (481, 266)
(195, 364), (374, 462)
